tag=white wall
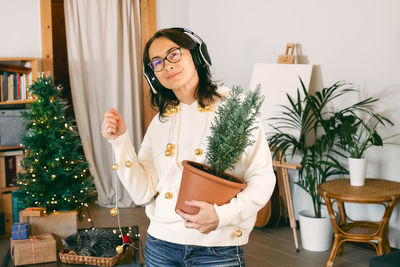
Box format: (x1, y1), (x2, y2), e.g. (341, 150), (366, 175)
(157, 0), (400, 179)
(157, 0), (400, 248)
(156, 0), (190, 29)
(3, 0), (398, 179)
(0, 0), (41, 57)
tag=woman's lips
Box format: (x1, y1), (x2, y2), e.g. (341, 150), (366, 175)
(167, 71), (181, 79)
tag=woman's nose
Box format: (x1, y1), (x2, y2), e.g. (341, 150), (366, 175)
(164, 60), (174, 70)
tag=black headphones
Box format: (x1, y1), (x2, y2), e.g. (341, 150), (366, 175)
(143, 28), (212, 94)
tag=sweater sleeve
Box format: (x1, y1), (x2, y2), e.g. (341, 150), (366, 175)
(108, 129), (158, 205)
(214, 122), (276, 229)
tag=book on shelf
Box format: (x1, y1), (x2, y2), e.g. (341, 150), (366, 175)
(0, 59), (35, 102)
(21, 74), (26, 100)
(0, 74), (4, 101)
(13, 73), (17, 100)
(27, 72), (32, 99)
(3, 72), (8, 101)
(0, 71), (32, 102)
(8, 74), (13, 100)
(16, 73), (20, 100)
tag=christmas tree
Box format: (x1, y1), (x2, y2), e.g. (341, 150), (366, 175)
(15, 75), (96, 213)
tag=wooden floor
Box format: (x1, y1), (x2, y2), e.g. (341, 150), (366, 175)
(0, 204), (380, 266)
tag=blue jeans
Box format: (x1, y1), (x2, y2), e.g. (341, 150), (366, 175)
(144, 234), (245, 267)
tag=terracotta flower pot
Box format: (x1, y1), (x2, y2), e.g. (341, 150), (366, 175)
(175, 160), (247, 215)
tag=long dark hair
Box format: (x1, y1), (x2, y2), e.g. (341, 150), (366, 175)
(143, 28), (220, 118)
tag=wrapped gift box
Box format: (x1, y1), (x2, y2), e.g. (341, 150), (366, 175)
(11, 223), (31, 240)
(20, 210), (77, 239)
(11, 233), (57, 266)
(20, 207), (46, 217)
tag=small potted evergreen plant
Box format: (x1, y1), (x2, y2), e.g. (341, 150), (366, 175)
(175, 85), (264, 214)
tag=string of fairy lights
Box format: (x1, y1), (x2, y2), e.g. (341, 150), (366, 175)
(18, 74), (137, 254)
(21, 145), (135, 254)
(18, 118), (91, 212)
(81, 152), (137, 254)
(109, 151), (141, 253)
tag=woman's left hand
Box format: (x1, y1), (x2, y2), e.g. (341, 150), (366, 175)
(176, 200), (219, 234)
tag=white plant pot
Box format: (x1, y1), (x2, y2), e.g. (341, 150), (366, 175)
(299, 209), (333, 251)
(348, 157), (367, 186)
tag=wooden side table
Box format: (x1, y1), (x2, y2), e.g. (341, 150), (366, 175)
(317, 178), (400, 267)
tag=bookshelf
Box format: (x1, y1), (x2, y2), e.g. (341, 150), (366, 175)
(0, 57), (39, 105)
(0, 148), (23, 236)
(0, 58), (38, 152)
(0, 58), (35, 235)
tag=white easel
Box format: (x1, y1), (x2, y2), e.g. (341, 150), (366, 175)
(250, 63), (313, 252)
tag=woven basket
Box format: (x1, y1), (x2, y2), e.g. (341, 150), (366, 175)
(59, 245), (133, 266)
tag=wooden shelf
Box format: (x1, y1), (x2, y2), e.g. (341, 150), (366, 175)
(0, 99), (34, 106)
(0, 57), (39, 81)
(0, 64), (31, 74)
(0, 57), (38, 81)
(0, 186), (18, 193)
(0, 57), (37, 61)
(0, 146), (24, 152)
(0, 57), (39, 105)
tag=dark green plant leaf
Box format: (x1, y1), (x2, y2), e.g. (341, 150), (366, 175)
(266, 77), (396, 218)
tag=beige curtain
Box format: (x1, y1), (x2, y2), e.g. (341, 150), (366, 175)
(64, 0), (143, 207)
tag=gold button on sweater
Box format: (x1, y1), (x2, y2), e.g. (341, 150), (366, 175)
(108, 86), (276, 247)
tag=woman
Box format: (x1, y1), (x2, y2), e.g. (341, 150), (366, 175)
(102, 28), (276, 267)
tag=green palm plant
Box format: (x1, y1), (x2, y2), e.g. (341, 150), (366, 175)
(267, 78), (381, 218)
(336, 113), (395, 158)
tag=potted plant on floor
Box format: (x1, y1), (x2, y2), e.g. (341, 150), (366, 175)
(175, 85), (264, 215)
(336, 112), (397, 186)
(267, 78), (381, 251)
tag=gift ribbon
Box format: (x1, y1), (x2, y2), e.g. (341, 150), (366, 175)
(18, 224), (21, 239)
(13, 223), (28, 239)
(12, 235), (46, 265)
(25, 207), (45, 216)
(29, 236), (40, 264)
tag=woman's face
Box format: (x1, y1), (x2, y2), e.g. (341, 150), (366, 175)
(148, 37), (199, 94)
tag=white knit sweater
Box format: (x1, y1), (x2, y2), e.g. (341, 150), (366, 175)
(109, 86), (276, 246)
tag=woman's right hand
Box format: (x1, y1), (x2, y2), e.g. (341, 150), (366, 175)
(101, 108), (127, 140)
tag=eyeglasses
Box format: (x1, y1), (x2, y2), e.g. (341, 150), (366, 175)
(148, 47), (182, 72)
